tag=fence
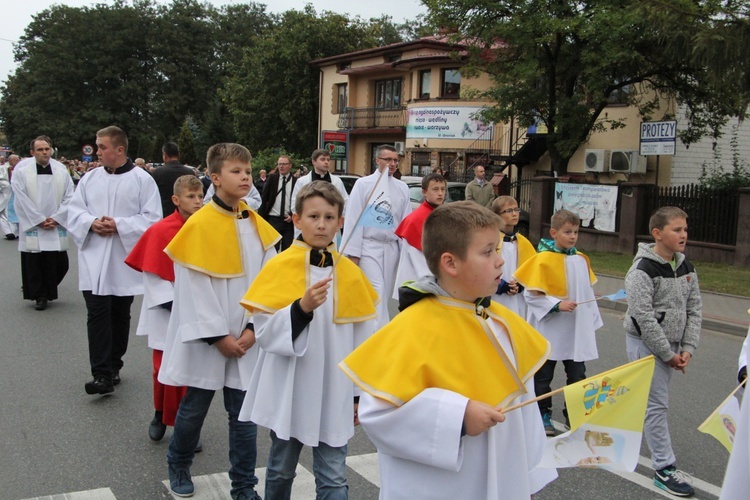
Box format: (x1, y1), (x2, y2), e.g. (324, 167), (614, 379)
(643, 184), (740, 245)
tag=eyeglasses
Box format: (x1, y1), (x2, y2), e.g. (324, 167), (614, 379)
(277, 162), (291, 166)
(499, 207), (522, 214)
(378, 157), (399, 164)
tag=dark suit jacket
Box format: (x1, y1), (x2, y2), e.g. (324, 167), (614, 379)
(152, 160), (195, 217)
(259, 173), (296, 219)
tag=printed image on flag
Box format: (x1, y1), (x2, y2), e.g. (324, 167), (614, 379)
(540, 356), (655, 472)
(699, 394), (741, 453)
(359, 192), (395, 229)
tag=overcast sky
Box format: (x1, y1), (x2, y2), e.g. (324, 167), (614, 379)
(0, 0), (427, 85)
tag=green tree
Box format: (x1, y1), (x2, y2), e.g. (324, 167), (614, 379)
(223, 6), (405, 156)
(178, 118), (199, 166)
(424, 0), (747, 175)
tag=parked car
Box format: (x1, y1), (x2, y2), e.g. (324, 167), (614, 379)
(337, 174), (361, 194)
(406, 179), (530, 236)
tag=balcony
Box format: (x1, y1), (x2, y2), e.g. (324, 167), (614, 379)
(337, 106), (407, 130)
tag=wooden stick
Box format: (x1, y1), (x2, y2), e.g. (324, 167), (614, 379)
(329, 167), (388, 276)
(576, 295), (620, 305)
(502, 385), (566, 413)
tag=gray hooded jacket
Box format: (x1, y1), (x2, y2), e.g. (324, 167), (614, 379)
(623, 243), (702, 362)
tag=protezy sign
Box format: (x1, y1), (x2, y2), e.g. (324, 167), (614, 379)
(640, 121), (676, 156)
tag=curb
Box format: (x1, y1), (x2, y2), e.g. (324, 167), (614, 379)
(598, 299), (748, 338)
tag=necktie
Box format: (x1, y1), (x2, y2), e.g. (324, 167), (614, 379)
(280, 176), (288, 218)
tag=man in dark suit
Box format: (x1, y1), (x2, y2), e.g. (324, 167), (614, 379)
(259, 155), (296, 250)
(152, 142), (194, 217)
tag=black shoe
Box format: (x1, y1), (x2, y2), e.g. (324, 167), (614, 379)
(85, 376), (114, 395)
(194, 441), (203, 453)
(112, 370), (121, 386)
(5, 233), (16, 240)
(34, 298), (48, 310)
(149, 411), (167, 441)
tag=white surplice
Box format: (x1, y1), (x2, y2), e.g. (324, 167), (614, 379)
(135, 272), (173, 350)
(158, 219), (276, 391)
(523, 255), (603, 362)
(493, 238), (528, 318)
(240, 265), (374, 447)
(204, 182), (261, 211)
(358, 318), (556, 499)
(391, 242), (431, 300)
(11, 158), (74, 252)
(341, 170), (410, 329)
(67, 166), (161, 295)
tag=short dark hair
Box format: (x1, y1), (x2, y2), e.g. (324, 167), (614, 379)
(649, 206), (687, 232)
(30, 135), (53, 151)
(206, 143), (252, 175)
(97, 126), (128, 151)
(421, 173), (446, 191)
(162, 142), (179, 158)
(551, 209), (580, 229)
(294, 180), (345, 217)
(375, 144), (397, 157)
(311, 149), (330, 162)
(423, 201), (501, 277)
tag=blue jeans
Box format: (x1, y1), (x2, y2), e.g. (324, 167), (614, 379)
(534, 359), (586, 415)
(265, 430), (348, 500)
(168, 386), (259, 498)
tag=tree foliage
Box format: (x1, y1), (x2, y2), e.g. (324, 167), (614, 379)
(0, 1), (411, 160)
(178, 118), (199, 166)
(424, 0), (748, 174)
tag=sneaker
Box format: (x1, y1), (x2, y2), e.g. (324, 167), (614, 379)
(542, 412), (556, 436)
(654, 465), (694, 497)
(148, 411), (167, 442)
(169, 465), (194, 497)
(84, 376), (114, 395)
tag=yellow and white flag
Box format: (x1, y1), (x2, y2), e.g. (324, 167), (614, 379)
(698, 382), (745, 453)
(539, 356), (655, 472)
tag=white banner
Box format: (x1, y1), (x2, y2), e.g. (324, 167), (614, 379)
(554, 183), (618, 232)
(406, 106), (491, 140)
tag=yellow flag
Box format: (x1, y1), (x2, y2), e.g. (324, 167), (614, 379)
(698, 389), (743, 453)
(564, 356), (655, 432)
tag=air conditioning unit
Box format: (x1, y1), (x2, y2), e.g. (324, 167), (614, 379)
(584, 149), (610, 172)
(610, 149), (646, 174)
(394, 141), (405, 154)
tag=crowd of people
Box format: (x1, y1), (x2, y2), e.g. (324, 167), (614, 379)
(3, 129), (744, 500)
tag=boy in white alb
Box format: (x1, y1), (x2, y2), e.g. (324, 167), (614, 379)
(159, 144), (279, 499)
(490, 196), (535, 318)
(340, 202), (556, 499)
(391, 173), (445, 300)
(239, 181), (378, 498)
(514, 209), (603, 435)
(125, 175), (203, 442)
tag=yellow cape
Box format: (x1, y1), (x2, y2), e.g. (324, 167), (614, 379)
(339, 296), (550, 408)
(500, 232), (536, 267)
(165, 200), (280, 278)
(513, 251), (597, 299)
(241, 240), (379, 324)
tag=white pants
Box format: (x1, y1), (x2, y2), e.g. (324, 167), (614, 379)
(359, 239), (400, 331)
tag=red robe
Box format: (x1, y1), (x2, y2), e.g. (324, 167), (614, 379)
(394, 200), (435, 251)
(125, 210), (185, 282)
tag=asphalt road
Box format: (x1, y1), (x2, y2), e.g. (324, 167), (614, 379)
(0, 238), (741, 499)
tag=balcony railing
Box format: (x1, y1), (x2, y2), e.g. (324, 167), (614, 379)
(337, 106), (407, 130)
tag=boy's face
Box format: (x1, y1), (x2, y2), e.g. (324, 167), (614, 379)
(292, 195), (343, 249)
(497, 201), (520, 228)
(653, 217), (687, 256)
(550, 222), (579, 250)
(211, 159), (252, 203)
(423, 180), (446, 206)
(450, 226), (504, 299)
(312, 155), (330, 173)
(172, 188), (203, 218)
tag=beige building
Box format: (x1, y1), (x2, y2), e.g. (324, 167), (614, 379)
(312, 36), (738, 188)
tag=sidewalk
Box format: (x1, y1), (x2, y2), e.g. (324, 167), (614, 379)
(595, 274), (750, 337)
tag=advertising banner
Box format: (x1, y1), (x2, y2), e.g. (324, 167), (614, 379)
(554, 183), (618, 232)
(406, 106), (490, 140)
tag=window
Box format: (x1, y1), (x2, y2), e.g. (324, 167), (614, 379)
(441, 68), (461, 98)
(335, 83), (348, 114)
(419, 70), (431, 99)
(375, 78), (402, 109)
(607, 84), (631, 105)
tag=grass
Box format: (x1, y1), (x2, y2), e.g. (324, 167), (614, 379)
(586, 250), (750, 298)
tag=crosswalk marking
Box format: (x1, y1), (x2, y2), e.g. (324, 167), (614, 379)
(22, 488), (117, 500)
(344, 453), (380, 487)
(636, 456), (723, 497)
